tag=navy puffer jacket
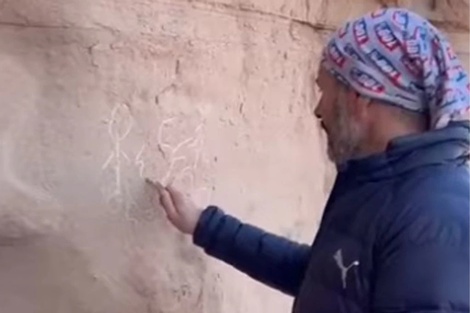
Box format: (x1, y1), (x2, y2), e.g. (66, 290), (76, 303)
(193, 122), (470, 313)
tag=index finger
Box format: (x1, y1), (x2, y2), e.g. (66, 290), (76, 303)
(145, 178), (165, 193)
(145, 178), (178, 218)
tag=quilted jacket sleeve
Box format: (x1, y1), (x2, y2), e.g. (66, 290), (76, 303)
(193, 206), (311, 296)
(372, 194), (470, 313)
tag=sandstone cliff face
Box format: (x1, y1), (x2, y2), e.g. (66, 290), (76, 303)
(0, 1), (468, 312)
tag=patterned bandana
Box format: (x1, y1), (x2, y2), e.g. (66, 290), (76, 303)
(321, 8), (470, 129)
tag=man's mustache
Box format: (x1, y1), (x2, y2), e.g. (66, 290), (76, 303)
(321, 122), (329, 134)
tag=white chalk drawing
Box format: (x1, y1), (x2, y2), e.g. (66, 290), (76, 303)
(157, 119), (205, 188)
(157, 117), (176, 157)
(134, 144), (146, 178)
(102, 103), (134, 201)
(100, 105), (213, 217)
(161, 156), (188, 186)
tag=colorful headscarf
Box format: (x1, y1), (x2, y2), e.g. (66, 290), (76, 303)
(321, 8), (470, 129)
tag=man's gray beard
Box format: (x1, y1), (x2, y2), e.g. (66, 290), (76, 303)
(327, 105), (364, 165)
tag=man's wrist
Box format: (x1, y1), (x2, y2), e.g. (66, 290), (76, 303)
(192, 206), (222, 247)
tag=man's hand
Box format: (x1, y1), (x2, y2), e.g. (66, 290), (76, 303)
(146, 179), (203, 235)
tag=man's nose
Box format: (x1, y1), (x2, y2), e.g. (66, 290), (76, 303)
(314, 108), (321, 119)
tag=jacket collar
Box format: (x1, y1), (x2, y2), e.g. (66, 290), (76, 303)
(336, 122), (470, 182)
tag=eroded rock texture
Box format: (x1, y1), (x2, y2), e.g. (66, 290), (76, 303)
(0, 0), (467, 312)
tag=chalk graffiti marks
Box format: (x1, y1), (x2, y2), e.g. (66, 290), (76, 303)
(156, 117), (175, 158)
(102, 103), (134, 201)
(134, 144), (146, 178)
(157, 120), (213, 207)
(157, 119), (205, 187)
(101, 103), (212, 212)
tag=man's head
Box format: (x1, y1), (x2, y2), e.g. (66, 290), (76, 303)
(315, 67), (366, 164)
(315, 8), (470, 165)
(315, 67), (427, 164)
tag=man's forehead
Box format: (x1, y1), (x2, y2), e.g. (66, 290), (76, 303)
(315, 67), (330, 85)
(311, 72), (319, 85)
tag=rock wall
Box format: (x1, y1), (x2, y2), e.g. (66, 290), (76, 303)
(0, 1), (468, 312)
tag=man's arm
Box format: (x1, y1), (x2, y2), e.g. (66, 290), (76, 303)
(193, 206), (311, 296)
(372, 197), (469, 313)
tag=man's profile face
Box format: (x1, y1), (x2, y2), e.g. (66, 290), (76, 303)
(314, 67), (366, 164)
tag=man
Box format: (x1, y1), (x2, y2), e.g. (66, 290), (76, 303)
(150, 8), (470, 313)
